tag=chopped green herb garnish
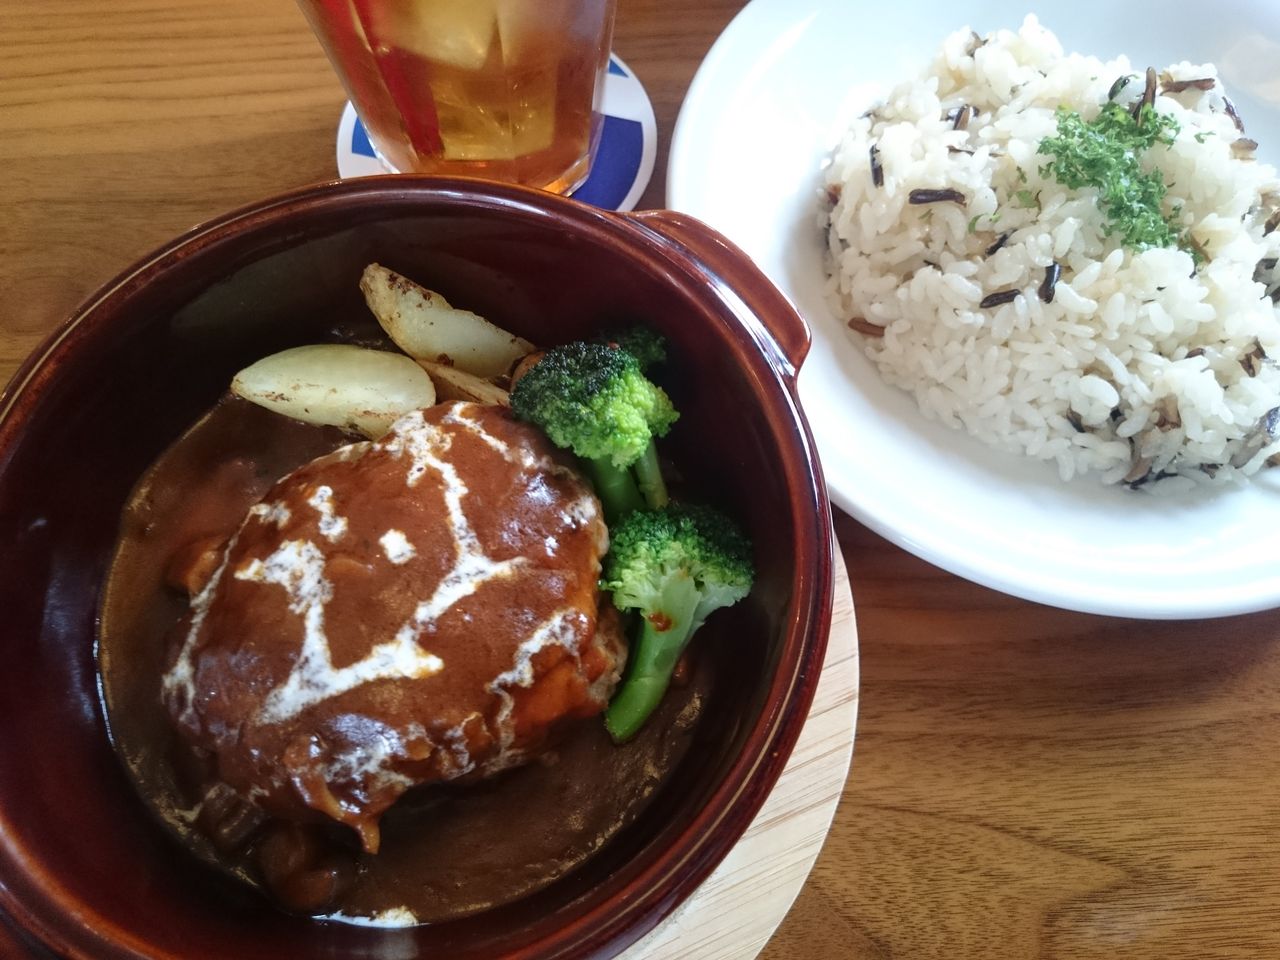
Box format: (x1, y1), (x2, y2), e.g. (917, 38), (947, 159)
(967, 214), (982, 234)
(1037, 102), (1197, 261)
(1194, 131), (1213, 144)
(1016, 167), (1029, 184)
(1014, 189), (1039, 209)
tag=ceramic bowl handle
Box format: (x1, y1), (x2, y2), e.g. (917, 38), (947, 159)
(623, 209), (811, 377)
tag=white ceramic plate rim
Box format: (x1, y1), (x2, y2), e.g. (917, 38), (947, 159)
(669, 0), (1280, 619)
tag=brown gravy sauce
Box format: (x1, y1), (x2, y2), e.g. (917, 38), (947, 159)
(98, 395), (707, 924)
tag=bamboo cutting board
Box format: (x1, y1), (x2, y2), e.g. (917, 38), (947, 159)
(623, 550), (860, 959)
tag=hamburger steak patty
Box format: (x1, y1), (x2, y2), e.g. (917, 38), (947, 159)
(161, 402), (624, 852)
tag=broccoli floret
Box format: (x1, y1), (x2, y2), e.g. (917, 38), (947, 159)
(601, 327), (667, 370)
(510, 340), (677, 519)
(601, 504), (754, 742)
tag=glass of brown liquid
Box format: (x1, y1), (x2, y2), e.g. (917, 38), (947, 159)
(297, 0), (617, 193)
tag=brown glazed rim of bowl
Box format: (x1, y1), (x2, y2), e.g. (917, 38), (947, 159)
(0, 176), (835, 960)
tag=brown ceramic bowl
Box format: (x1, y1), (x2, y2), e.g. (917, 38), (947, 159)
(0, 177), (833, 959)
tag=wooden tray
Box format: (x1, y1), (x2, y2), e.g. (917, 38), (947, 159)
(623, 550), (859, 958)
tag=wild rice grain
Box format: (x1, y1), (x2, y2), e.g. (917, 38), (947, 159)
(1039, 263), (1062, 303)
(979, 289), (1021, 308)
(908, 188), (966, 205)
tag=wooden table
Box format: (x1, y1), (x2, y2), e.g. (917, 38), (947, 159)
(3, 1), (1278, 957)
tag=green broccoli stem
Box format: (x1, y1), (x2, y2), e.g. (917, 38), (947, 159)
(604, 574), (700, 743)
(632, 441), (669, 509)
(588, 458), (644, 521)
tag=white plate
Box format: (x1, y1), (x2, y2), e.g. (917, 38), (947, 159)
(669, 0), (1280, 619)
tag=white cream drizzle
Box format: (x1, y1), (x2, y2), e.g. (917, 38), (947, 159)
(307, 485), (348, 542)
(236, 539), (445, 725)
(320, 906), (419, 928)
(444, 405), (514, 457)
(333, 441), (371, 462)
(383, 409), (451, 488)
(161, 529), (246, 728)
(248, 500), (291, 528)
(379, 529), (416, 565)
(561, 495), (600, 530)
(441, 717), (478, 777)
(486, 608), (584, 757)
(383, 410), (527, 648)
(445, 404), (603, 555)
(395, 552), (524, 649)
(444, 404), (574, 479)
(325, 719), (417, 792)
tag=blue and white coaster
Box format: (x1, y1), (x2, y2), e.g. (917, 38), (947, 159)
(336, 53), (656, 212)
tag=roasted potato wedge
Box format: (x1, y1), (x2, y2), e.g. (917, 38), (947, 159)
(360, 263), (535, 379)
(418, 360), (511, 406)
(231, 344), (436, 440)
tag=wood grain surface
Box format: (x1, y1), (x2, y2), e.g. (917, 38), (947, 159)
(3, 1), (1280, 958)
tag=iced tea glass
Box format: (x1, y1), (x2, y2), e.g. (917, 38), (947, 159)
(297, 0), (617, 193)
